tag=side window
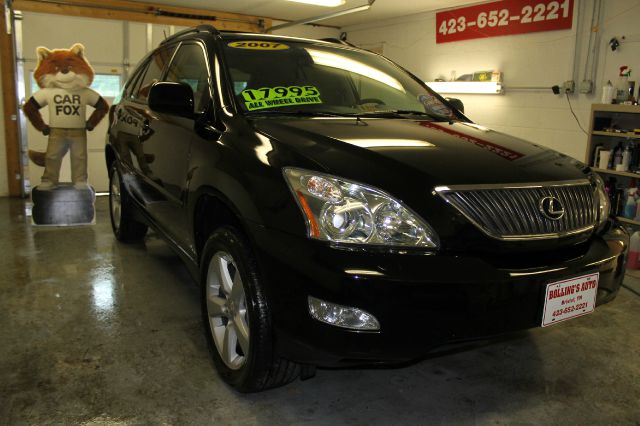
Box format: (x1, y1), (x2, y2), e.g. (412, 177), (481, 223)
(165, 43), (210, 114)
(125, 62), (149, 100)
(133, 46), (175, 103)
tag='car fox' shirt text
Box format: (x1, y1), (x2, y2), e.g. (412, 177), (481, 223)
(32, 88), (101, 129)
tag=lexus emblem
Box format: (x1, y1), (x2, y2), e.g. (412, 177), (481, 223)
(539, 196), (565, 221)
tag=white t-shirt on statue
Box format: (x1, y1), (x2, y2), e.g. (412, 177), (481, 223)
(32, 87), (101, 129)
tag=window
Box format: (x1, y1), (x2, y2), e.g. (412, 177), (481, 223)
(133, 46), (175, 103)
(165, 43), (211, 114)
(222, 40), (454, 119)
(127, 61), (149, 100)
(30, 73), (121, 98)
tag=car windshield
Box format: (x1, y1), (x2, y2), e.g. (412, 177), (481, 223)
(222, 38), (456, 120)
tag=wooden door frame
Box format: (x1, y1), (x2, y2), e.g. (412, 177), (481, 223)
(1, 2), (21, 196)
(1, 0), (272, 197)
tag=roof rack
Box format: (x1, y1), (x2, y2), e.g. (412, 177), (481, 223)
(160, 25), (220, 45)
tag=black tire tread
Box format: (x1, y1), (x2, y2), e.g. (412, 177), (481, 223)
(202, 226), (310, 393)
(260, 356), (300, 391)
(109, 163), (147, 243)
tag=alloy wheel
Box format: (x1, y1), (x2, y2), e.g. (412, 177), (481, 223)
(206, 251), (250, 370)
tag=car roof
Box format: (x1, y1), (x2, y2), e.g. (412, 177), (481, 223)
(219, 31), (327, 45)
(159, 24), (345, 48)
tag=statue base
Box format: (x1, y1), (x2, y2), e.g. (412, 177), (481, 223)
(31, 183), (96, 225)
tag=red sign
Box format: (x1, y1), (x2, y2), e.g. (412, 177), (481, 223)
(436, 0), (574, 44)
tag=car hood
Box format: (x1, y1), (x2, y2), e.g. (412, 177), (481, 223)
(251, 117), (589, 186)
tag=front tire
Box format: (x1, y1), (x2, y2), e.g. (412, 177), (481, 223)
(201, 226), (305, 392)
(109, 163), (147, 242)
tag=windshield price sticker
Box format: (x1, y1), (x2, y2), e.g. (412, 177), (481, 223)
(241, 86), (322, 111)
(541, 272), (599, 327)
(228, 41), (290, 50)
(436, 0), (573, 44)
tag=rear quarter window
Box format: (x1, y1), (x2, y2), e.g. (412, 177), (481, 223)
(123, 62), (149, 101)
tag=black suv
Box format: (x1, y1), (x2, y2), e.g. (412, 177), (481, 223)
(106, 25), (628, 392)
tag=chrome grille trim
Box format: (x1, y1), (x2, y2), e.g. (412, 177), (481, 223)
(435, 179), (597, 240)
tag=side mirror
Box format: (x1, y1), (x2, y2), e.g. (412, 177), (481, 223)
(148, 82), (194, 118)
(445, 97), (464, 114)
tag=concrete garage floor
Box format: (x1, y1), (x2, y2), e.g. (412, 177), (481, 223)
(1, 197), (639, 425)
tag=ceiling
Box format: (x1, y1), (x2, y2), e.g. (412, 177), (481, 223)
(134, 0), (478, 28)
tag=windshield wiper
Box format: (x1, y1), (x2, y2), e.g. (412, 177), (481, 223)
(350, 110), (453, 121)
(245, 109), (457, 122)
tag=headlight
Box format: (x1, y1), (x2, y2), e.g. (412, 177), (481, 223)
(594, 174), (610, 226)
(283, 168), (439, 248)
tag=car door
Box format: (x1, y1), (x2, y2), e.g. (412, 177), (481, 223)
(140, 42), (212, 247)
(113, 45), (175, 202)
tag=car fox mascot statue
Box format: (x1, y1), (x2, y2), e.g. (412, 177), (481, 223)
(23, 43), (108, 190)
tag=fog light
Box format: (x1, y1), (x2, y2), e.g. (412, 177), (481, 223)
(308, 296), (380, 331)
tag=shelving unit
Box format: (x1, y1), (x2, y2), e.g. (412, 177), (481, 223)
(591, 167), (640, 179)
(592, 130), (640, 139)
(586, 103), (640, 166)
(586, 104), (640, 227)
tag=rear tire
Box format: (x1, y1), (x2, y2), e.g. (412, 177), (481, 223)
(201, 226), (308, 392)
(109, 163), (147, 242)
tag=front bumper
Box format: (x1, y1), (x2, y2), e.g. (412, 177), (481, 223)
(248, 223), (628, 367)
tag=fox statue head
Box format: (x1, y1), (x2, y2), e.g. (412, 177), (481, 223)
(34, 43), (95, 90)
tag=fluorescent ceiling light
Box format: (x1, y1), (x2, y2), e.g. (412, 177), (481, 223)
(426, 81), (503, 95)
(287, 0), (346, 6)
(307, 48), (405, 92)
(268, 1), (373, 32)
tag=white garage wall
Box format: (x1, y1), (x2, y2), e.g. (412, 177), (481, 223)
(22, 13), (125, 64)
(0, 54), (8, 196)
(272, 20), (341, 39)
(344, 0), (640, 162)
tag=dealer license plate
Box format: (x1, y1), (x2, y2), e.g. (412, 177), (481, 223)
(541, 272), (599, 327)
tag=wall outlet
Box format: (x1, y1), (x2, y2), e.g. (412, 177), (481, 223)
(563, 80), (575, 94)
(580, 80), (594, 94)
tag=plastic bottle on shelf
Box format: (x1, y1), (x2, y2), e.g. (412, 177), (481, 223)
(601, 80), (614, 104)
(598, 149), (610, 169)
(616, 66), (630, 103)
(624, 188), (637, 219)
(634, 198), (640, 222)
(628, 231), (640, 270)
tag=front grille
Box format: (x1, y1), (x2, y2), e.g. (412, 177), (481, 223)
(436, 180), (597, 240)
